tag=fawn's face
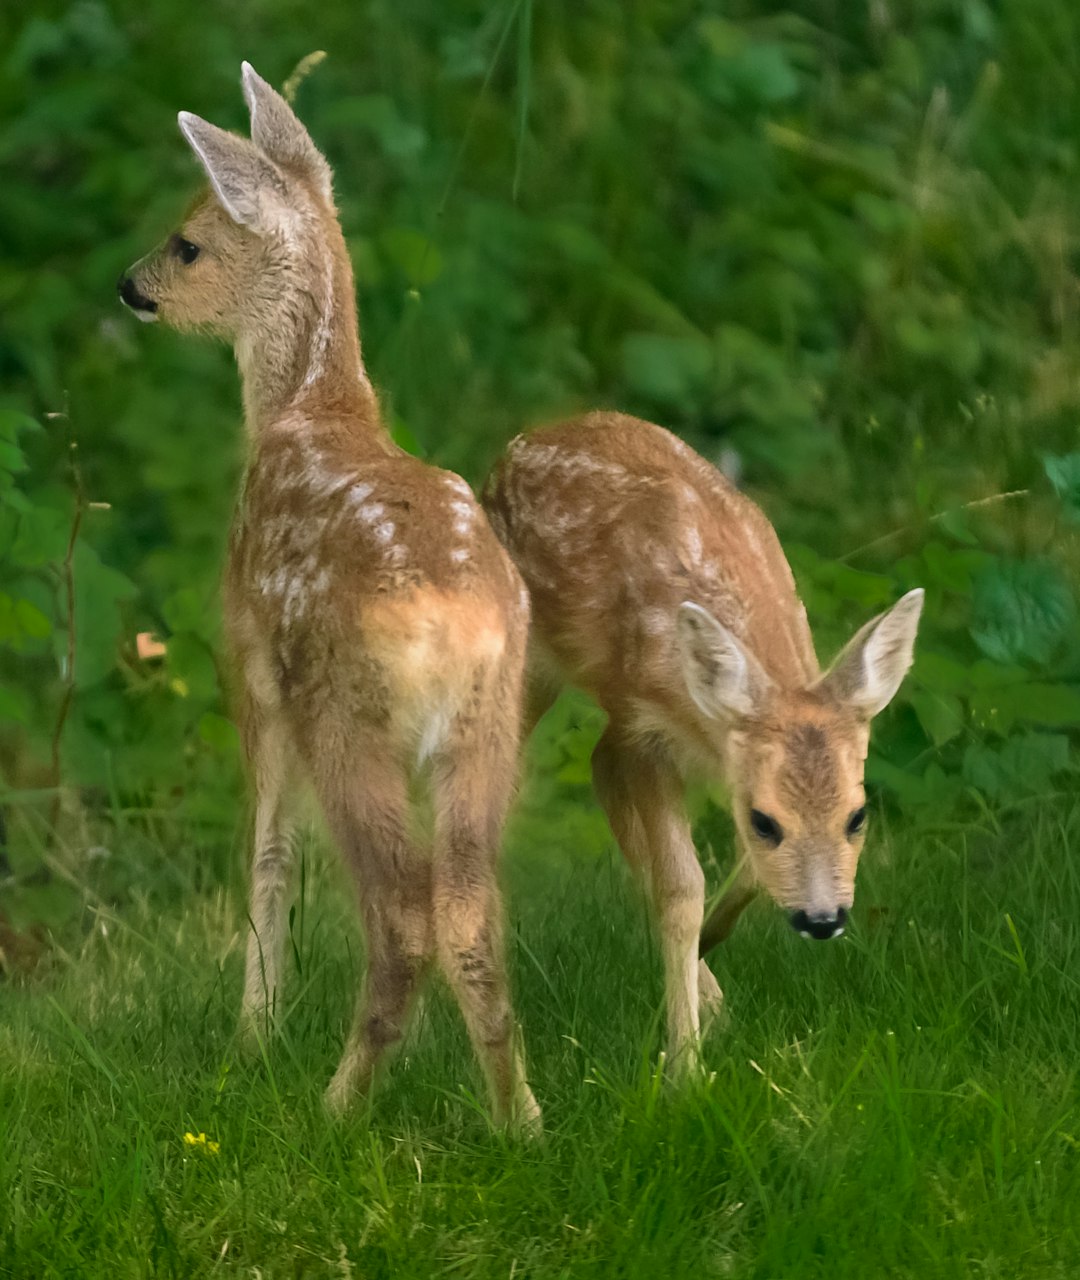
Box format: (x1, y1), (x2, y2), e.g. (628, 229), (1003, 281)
(118, 62), (335, 340)
(677, 589), (924, 939)
(119, 195), (267, 334)
(724, 696), (870, 938)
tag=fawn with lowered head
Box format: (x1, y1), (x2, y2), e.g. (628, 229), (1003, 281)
(484, 413), (923, 1066)
(119, 64), (540, 1132)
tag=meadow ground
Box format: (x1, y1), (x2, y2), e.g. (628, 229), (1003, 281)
(2, 762), (1079, 1278)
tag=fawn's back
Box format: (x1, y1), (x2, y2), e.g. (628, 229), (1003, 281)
(485, 411), (819, 743)
(228, 413), (526, 767)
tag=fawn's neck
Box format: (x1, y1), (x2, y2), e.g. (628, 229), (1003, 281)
(235, 237), (381, 436)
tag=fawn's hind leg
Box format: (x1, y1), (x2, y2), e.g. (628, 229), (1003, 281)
(320, 750), (434, 1115)
(431, 720), (540, 1135)
(239, 693), (298, 1037)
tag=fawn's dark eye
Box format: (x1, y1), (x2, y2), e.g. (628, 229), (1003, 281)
(749, 808), (783, 846)
(174, 237), (200, 265)
(846, 806), (867, 838)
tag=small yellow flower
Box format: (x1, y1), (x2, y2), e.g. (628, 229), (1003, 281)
(183, 1130), (221, 1156)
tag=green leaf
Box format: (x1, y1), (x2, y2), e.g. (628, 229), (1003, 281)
(970, 558), (1076, 665)
(12, 504), (70, 568)
(14, 597), (51, 639)
(378, 228), (444, 287)
(920, 542), (987, 594)
(909, 690), (964, 746)
(71, 541), (137, 688)
(1, 488), (31, 515)
(0, 683), (31, 724)
(733, 43), (800, 104)
(867, 754), (963, 812)
(0, 594), (17, 644)
(912, 651), (973, 696)
(163, 587), (215, 640)
(962, 734), (1071, 799)
(967, 659), (1032, 690)
(1043, 452), (1080, 524)
(970, 682), (1080, 733)
(0, 440), (28, 474)
(0, 409), (42, 443)
(166, 634), (220, 702)
(198, 711), (240, 754)
(622, 333), (714, 408)
(319, 94), (426, 160)
(0, 592), (50, 651)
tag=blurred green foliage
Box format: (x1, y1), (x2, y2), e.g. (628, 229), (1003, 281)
(3, 0), (1080, 879)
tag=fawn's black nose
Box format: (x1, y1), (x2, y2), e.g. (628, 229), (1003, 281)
(789, 907), (847, 940)
(117, 275), (157, 313)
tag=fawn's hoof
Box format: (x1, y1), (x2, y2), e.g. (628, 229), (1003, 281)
(237, 1005), (278, 1055)
(323, 1069), (360, 1119)
(511, 1087), (544, 1140)
(698, 962), (728, 1035)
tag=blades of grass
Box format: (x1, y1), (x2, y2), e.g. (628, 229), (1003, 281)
(513, 926), (563, 1011)
(45, 995), (123, 1095)
(512, 0), (532, 202)
(436, 0), (523, 218)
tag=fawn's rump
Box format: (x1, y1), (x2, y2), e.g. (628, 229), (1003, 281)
(360, 586), (516, 762)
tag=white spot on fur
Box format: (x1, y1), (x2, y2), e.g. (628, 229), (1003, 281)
(444, 474), (474, 500)
(449, 499), (475, 538)
(280, 575), (309, 629)
(356, 501), (386, 524)
(450, 547), (469, 563)
(307, 465), (351, 498)
(257, 566), (289, 598)
(518, 443), (627, 485)
(683, 526), (703, 566)
(347, 481), (375, 508)
(258, 515), (292, 556)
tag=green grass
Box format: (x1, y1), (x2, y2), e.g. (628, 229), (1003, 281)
(3, 790), (1080, 1278)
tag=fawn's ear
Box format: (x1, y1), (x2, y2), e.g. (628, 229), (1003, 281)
(241, 61), (333, 203)
(818, 588), (924, 719)
(676, 602), (775, 721)
(178, 111), (291, 235)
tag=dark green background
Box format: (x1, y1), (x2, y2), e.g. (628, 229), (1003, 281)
(3, 0), (1080, 889)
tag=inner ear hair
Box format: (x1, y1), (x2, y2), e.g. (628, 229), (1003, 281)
(241, 61), (333, 202)
(177, 111), (290, 234)
(818, 587), (924, 719)
(676, 601), (773, 721)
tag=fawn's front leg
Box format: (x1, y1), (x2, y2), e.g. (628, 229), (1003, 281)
(592, 727), (712, 1069)
(700, 877), (758, 956)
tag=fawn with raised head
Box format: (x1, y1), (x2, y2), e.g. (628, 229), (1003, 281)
(484, 412), (923, 1066)
(119, 64), (540, 1131)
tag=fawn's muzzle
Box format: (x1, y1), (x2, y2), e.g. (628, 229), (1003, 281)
(117, 275), (158, 315)
(789, 907), (847, 940)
